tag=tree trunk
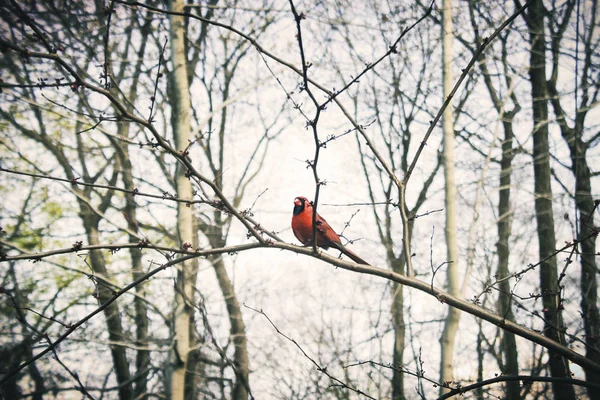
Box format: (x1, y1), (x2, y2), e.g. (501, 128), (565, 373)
(168, 0), (201, 398)
(547, 44), (600, 397)
(115, 142), (150, 397)
(526, 1), (575, 398)
(496, 118), (520, 400)
(469, 4), (522, 394)
(390, 253), (406, 400)
(80, 209), (133, 400)
(439, 0), (461, 393)
(550, 120), (600, 397)
(212, 252), (250, 399)
(200, 223), (250, 399)
(544, 0), (599, 389)
(573, 142), (600, 398)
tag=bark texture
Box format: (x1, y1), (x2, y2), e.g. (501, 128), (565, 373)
(439, 0), (461, 393)
(168, 0), (201, 398)
(526, 1), (575, 398)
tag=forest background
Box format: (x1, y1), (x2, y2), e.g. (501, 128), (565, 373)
(1, 0), (599, 399)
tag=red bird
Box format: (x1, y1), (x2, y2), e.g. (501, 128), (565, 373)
(291, 196), (369, 265)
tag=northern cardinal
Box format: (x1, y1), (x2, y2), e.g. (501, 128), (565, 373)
(291, 196), (369, 265)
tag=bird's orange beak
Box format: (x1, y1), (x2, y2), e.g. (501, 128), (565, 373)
(294, 198), (302, 206)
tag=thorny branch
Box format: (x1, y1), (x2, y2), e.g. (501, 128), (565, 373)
(3, 239), (600, 380)
(287, 0), (326, 254)
(147, 38), (168, 123)
(437, 375), (600, 400)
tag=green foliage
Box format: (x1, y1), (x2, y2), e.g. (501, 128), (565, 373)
(41, 201), (64, 219)
(4, 225), (44, 251)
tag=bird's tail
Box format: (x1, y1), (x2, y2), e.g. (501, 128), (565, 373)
(331, 242), (370, 265)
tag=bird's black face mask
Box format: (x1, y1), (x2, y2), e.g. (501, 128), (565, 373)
(293, 197), (306, 216)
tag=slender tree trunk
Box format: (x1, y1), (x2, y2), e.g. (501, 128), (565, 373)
(200, 224), (250, 399)
(548, 74), (600, 399)
(110, 11), (153, 396)
(2, 267), (46, 400)
(476, 322), (484, 400)
(390, 252), (406, 400)
(469, 2), (521, 392)
(572, 142), (600, 397)
(526, 1), (575, 398)
(553, 124), (600, 397)
(80, 209), (133, 400)
(496, 119), (520, 400)
(439, 0), (461, 393)
(168, 1), (201, 398)
(574, 143), (600, 398)
(115, 143), (150, 397)
(212, 252), (250, 399)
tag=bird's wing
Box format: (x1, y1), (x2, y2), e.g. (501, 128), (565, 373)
(315, 214), (336, 236)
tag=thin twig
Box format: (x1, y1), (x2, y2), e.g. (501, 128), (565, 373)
(244, 304), (377, 399)
(148, 38), (168, 123)
(0, 252), (214, 385)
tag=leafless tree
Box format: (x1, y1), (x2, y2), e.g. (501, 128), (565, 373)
(1, 1), (598, 399)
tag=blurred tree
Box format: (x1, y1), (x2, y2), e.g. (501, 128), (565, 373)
(438, 0), (461, 394)
(522, 0), (576, 398)
(0, 1), (598, 399)
(467, 3), (522, 398)
(543, 0), (600, 394)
